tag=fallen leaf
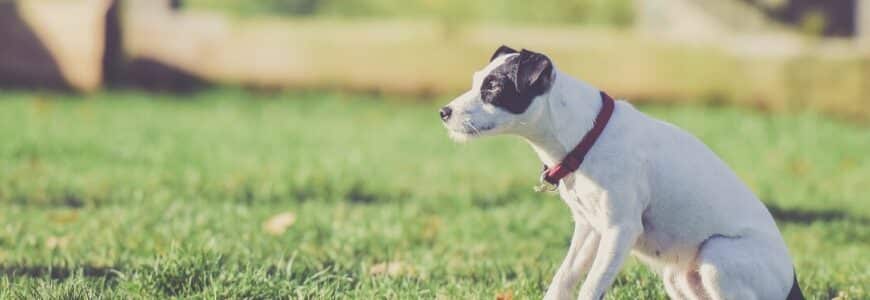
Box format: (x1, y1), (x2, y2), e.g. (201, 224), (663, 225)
(495, 290), (513, 300)
(48, 210), (79, 224)
(263, 212), (297, 235)
(421, 216), (442, 241)
(369, 261), (405, 277)
(45, 236), (70, 250)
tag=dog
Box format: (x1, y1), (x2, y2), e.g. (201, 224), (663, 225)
(440, 46), (804, 300)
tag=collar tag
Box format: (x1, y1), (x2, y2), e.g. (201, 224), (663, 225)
(534, 169), (559, 193)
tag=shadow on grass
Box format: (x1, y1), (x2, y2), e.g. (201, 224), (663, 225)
(0, 264), (121, 280)
(766, 203), (870, 225)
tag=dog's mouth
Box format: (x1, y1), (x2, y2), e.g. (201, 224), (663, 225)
(447, 120), (495, 142)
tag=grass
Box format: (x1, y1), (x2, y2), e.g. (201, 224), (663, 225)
(0, 89), (867, 299)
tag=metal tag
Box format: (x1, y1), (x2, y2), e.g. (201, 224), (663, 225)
(534, 170), (559, 193)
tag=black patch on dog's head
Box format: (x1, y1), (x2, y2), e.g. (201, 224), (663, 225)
(481, 48), (553, 114)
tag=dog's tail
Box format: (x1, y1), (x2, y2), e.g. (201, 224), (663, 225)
(786, 269), (805, 300)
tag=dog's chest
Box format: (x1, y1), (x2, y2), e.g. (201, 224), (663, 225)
(557, 175), (610, 227)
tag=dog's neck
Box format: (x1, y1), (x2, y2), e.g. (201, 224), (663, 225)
(519, 69), (604, 168)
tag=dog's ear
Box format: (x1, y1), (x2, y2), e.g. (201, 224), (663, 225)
(490, 45), (518, 62)
(515, 49), (553, 94)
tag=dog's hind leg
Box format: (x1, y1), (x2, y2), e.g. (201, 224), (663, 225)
(662, 265), (710, 300)
(695, 234), (794, 300)
(663, 267), (691, 300)
(680, 268), (712, 300)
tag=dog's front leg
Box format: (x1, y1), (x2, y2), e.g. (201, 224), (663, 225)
(576, 226), (640, 300)
(544, 220), (600, 300)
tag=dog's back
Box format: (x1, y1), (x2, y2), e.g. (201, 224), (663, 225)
(600, 102), (798, 295)
(602, 103), (785, 239)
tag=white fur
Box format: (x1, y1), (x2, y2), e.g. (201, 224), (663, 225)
(444, 55), (795, 300)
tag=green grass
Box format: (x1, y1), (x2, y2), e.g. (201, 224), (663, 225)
(0, 89), (867, 299)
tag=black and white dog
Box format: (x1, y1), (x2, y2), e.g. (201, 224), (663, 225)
(440, 46), (803, 300)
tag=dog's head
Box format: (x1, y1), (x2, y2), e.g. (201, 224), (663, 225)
(440, 46), (554, 142)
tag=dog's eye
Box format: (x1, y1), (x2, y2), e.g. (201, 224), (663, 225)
(480, 83), (496, 102)
(483, 80), (499, 93)
(480, 76), (503, 104)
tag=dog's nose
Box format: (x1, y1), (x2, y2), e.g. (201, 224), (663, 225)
(439, 106), (453, 122)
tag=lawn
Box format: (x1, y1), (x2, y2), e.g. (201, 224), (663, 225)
(0, 89), (867, 299)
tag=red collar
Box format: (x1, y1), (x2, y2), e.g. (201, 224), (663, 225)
(537, 91), (615, 191)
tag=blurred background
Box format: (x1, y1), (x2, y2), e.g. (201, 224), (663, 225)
(2, 0), (869, 119)
(0, 0), (867, 299)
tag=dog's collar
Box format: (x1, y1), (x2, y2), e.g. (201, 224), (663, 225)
(535, 91), (615, 192)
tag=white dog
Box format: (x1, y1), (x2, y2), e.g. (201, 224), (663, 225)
(440, 46), (804, 300)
